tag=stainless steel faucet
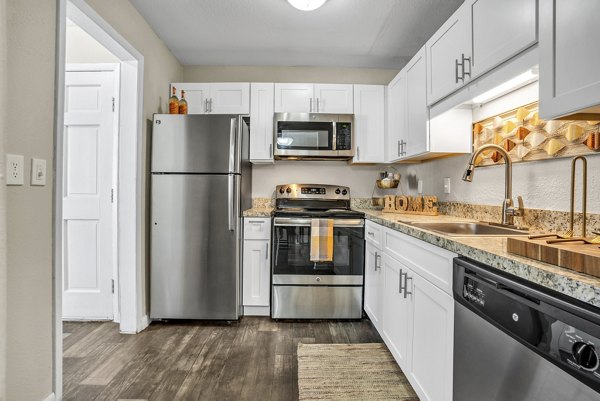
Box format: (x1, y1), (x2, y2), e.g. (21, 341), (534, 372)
(462, 144), (524, 227)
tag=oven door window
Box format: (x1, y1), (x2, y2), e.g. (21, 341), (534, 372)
(273, 225), (364, 275)
(276, 122), (334, 151)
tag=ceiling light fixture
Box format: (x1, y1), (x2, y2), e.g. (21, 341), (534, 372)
(287, 0), (328, 11)
(472, 68), (539, 104)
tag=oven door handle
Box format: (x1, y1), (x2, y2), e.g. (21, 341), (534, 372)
(273, 217), (364, 227)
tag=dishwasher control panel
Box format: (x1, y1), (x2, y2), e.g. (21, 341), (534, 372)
(559, 327), (600, 376)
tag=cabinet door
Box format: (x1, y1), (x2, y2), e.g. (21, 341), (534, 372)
(539, 0), (600, 119)
(364, 242), (383, 331)
(172, 83), (210, 114)
(469, 0), (537, 79)
(386, 71), (408, 162)
(274, 83), (314, 113)
(405, 47), (429, 158)
(352, 85), (385, 163)
(381, 254), (410, 371)
(314, 84), (354, 114)
(407, 272), (454, 401)
(426, 3), (470, 105)
(249, 83), (274, 162)
(209, 83), (250, 114)
(242, 239), (271, 307)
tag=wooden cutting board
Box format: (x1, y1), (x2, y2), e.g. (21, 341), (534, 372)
(507, 237), (600, 278)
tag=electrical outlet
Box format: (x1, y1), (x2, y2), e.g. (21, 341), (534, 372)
(6, 154), (24, 185)
(444, 177), (451, 194)
(31, 158), (47, 186)
(417, 179), (423, 195)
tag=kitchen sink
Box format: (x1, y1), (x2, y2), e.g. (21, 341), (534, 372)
(405, 222), (529, 237)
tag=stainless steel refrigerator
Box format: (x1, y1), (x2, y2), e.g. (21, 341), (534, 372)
(150, 114), (251, 320)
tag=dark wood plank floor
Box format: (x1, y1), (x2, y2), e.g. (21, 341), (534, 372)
(63, 317), (382, 401)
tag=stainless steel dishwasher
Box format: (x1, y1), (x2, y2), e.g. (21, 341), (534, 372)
(454, 257), (600, 401)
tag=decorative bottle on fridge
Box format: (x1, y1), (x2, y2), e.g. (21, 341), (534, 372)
(179, 90), (188, 115)
(169, 86), (179, 114)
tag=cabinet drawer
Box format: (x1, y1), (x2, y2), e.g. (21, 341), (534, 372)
(383, 228), (456, 295)
(243, 218), (271, 240)
(365, 220), (383, 248)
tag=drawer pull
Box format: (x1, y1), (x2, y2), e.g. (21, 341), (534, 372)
(248, 220), (265, 224)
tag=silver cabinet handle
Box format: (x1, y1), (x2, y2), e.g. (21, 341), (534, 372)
(403, 273), (413, 299)
(265, 242), (269, 259)
(455, 58), (461, 84)
(209, 98), (213, 113)
(269, 143), (273, 158)
(398, 268), (403, 294)
(367, 231), (375, 237)
(356, 146), (360, 160)
(248, 220), (264, 224)
(204, 99), (208, 113)
(310, 98), (313, 113)
(374, 252), (381, 271)
(461, 53), (471, 81)
(398, 140), (401, 157)
(317, 98), (320, 113)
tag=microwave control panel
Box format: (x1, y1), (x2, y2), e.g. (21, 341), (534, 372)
(336, 122), (352, 150)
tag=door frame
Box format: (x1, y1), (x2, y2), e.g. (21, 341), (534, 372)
(64, 62), (121, 322)
(54, 0), (145, 399)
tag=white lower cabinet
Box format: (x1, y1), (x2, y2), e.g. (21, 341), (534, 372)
(242, 218), (271, 316)
(381, 253), (410, 370)
(366, 222), (455, 401)
(364, 240), (383, 331)
(407, 270), (454, 401)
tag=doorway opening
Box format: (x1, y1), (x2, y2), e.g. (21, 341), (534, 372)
(54, 0), (145, 399)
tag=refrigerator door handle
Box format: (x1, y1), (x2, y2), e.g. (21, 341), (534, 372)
(229, 117), (237, 173)
(228, 174), (235, 231)
(236, 117), (243, 173)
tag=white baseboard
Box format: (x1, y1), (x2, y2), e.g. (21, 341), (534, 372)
(243, 306), (270, 316)
(43, 392), (56, 401)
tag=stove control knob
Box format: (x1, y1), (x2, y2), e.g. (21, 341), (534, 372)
(279, 187), (285, 194)
(342, 189), (348, 195)
(286, 187), (292, 194)
(335, 188), (341, 195)
(573, 342), (599, 371)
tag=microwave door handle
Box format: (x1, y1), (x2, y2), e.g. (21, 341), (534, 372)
(332, 121), (337, 151)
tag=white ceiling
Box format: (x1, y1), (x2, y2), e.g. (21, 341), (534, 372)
(130, 0), (464, 69)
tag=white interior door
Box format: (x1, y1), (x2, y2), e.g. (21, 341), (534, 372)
(63, 65), (117, 320)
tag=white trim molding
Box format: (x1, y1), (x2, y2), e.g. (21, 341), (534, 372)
(43, 392), (56, 401)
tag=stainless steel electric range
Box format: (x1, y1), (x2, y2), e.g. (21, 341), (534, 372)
(271, 184), (365, 319)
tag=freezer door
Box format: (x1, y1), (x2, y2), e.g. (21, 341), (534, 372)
(151, 174), (240, 319)
(152, 114), (240, 174)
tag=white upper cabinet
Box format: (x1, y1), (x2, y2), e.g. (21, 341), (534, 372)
(274, 83), (353, 113)
(314, 84), (354, 113)
(171, 83), (210, 114)
(249, 83), (275, 163)
(209, 83), (251, 114)
(352, 84), (385, 164)
(468, 0), (537, 80)
(539, 0), (600, 119)
(274, 83), (314, 113)
(405, 47), (429, 158)
(171, 82), (250, 114)
(426, 3), (470, 105)
(386, 71), (407, 162)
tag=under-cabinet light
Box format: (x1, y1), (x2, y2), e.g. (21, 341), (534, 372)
(472, 69), (538, 104)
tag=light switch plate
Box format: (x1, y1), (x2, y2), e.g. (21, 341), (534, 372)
(6, 154), (24, 185)
(417, 179), (423, 194)
(31, 158), (47, 186)
(444, 177), (451, 194)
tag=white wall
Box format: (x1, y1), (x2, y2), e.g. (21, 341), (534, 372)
(66, 19), (119, 63)
(0, 0), (7, 399)
(252, 161), (389, 198)
(6, 0), (55, 399)
(396, 82), (600, 214)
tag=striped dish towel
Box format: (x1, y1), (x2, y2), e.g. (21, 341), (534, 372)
(310, 219), (334, 262)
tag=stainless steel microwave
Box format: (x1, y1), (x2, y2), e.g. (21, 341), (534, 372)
(273, 113), (354, 160)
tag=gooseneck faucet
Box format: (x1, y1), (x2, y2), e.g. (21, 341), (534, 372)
(462, 144), (524, 227)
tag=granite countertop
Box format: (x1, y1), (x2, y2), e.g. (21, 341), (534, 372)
(243, 207), (273, 217)
(357, 209), (600, 308)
